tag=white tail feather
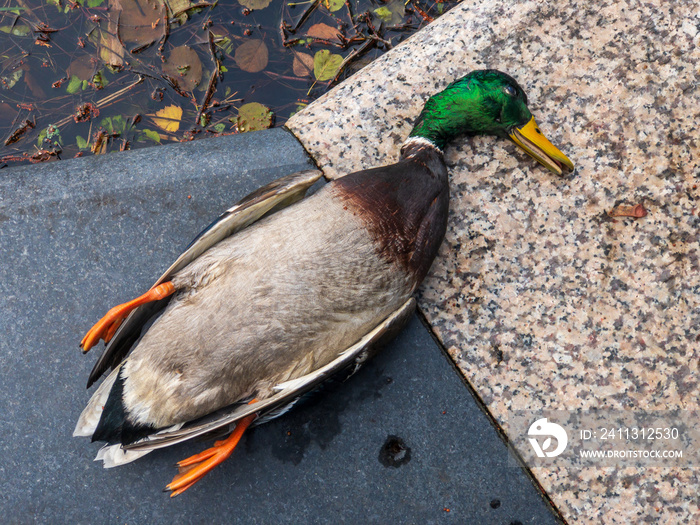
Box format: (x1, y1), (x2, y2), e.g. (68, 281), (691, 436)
(96, 444), (152, 468)
(73, 366), (122, 437)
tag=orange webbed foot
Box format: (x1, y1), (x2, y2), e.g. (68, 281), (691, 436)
(80, 282), (176, 353)
(166, 413), (257, 497)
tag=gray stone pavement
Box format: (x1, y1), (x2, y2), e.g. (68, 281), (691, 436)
(0, 129), (562, 523)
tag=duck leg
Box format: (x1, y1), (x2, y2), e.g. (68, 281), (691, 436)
(166, 413), (257, 497)
(80, 282), (176, 353)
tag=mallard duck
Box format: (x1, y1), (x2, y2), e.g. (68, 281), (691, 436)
(75, 69), (573, 496)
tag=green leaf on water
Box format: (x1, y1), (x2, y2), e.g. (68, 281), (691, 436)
(100, 117), (113, 134)
(66, 75), (82, 94)
(76, 135), (89, 150)
(112, 115), (125, 133)
(373, 0), (404, 24)
(37, 125), (62, 148)
(289, 102), (307, 118)
(1, 69), (23, 90)
(213, 123), (226, 133)
(101, 115), (126, 135)
(326, 0), (344, 12)
(238, 0), (271, 10)
(0, 24), (31, 37)
(92, 70), (108, 89)
(215, 36), (234, 55)
(373, 6), (391, 20)
(235, 102), (273, 132)
(140, 128), (161, 143)
(313, 49), (343, 81)
(87, 0), (104, 6)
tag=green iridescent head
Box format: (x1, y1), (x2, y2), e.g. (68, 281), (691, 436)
(409, 70), (573, 175)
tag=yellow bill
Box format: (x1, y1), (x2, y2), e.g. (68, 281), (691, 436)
(509, 117), (574, 176)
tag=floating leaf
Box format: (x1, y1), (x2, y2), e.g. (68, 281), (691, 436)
(117, 0), (166, 48)
(325, 0), (344, 12)
(0, 24), (31, 37)
(66, 75), (83, 94)
(238, 0), (271, 9)
(373, 0), (404, 24)
(0, 102), (18, 128)
(166, 0), (193, 18)
(90, 14), (126, 69)
(37, 125), (62, 149)
(4, 119), (33, 146)
(23, 72), (46, 99)
(213, 123), (226, 133)
(1, 69), (23, 90)
(313, 49), (343, 81)
(151, 105), (182, 132)
(236, 102), (273, 132)
(87, 0), (105, 6)
(234, 39), (268, 73)
(289, 102), (307, 118)
(215, 37), (234, 55)
(140, 128), (161, 143)
(101, 115), (126, 135)
(92, 130), (108, 154)
(306, 23), (341, 41)
(67, 57), (94, 81)
(162, 46), (203, 91)
(292, 51), (314, 77)
(76, 135), (89, 150)
(373, 6), (391, 20)
(92, 70), (108, 89)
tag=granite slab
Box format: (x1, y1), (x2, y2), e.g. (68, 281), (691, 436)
(287, 1), (700, 523)
(0, 129), (561, 523)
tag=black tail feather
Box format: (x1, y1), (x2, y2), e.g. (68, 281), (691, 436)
(92, 370), (157, 445)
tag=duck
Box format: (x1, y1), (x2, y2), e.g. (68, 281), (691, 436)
(75, 69), (573, 496)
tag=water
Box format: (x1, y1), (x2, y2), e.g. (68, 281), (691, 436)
(0, 0), (460, 169)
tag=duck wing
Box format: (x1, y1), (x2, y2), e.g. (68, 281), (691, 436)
(87, 169), (323, 388)
(124, 298), (415, 452)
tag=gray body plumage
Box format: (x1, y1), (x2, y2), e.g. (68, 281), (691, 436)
(121, 183), (411, 428)
(76, 141), (448, 465)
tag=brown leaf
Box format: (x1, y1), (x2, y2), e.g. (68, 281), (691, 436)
(234, 39), (268, 73)
(608, 204), (647, 218)
(67, 57), (95, 81)
(117, 0), (166, 47)
(92, 0), (128, 68)
(23, 72), (46, 100)
(0, 102), (18, 128)
(237, 0), (272, 9)
(306, 23), (342, 41)
(162, 46), (203, 91)
(5, 119), (34, 146)
(292, 51), (314, 77)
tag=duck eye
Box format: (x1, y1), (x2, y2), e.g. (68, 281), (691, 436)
(503, 85), (517, 97)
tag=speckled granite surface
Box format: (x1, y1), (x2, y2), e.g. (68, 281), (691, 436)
(287, 1), (700, 523)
